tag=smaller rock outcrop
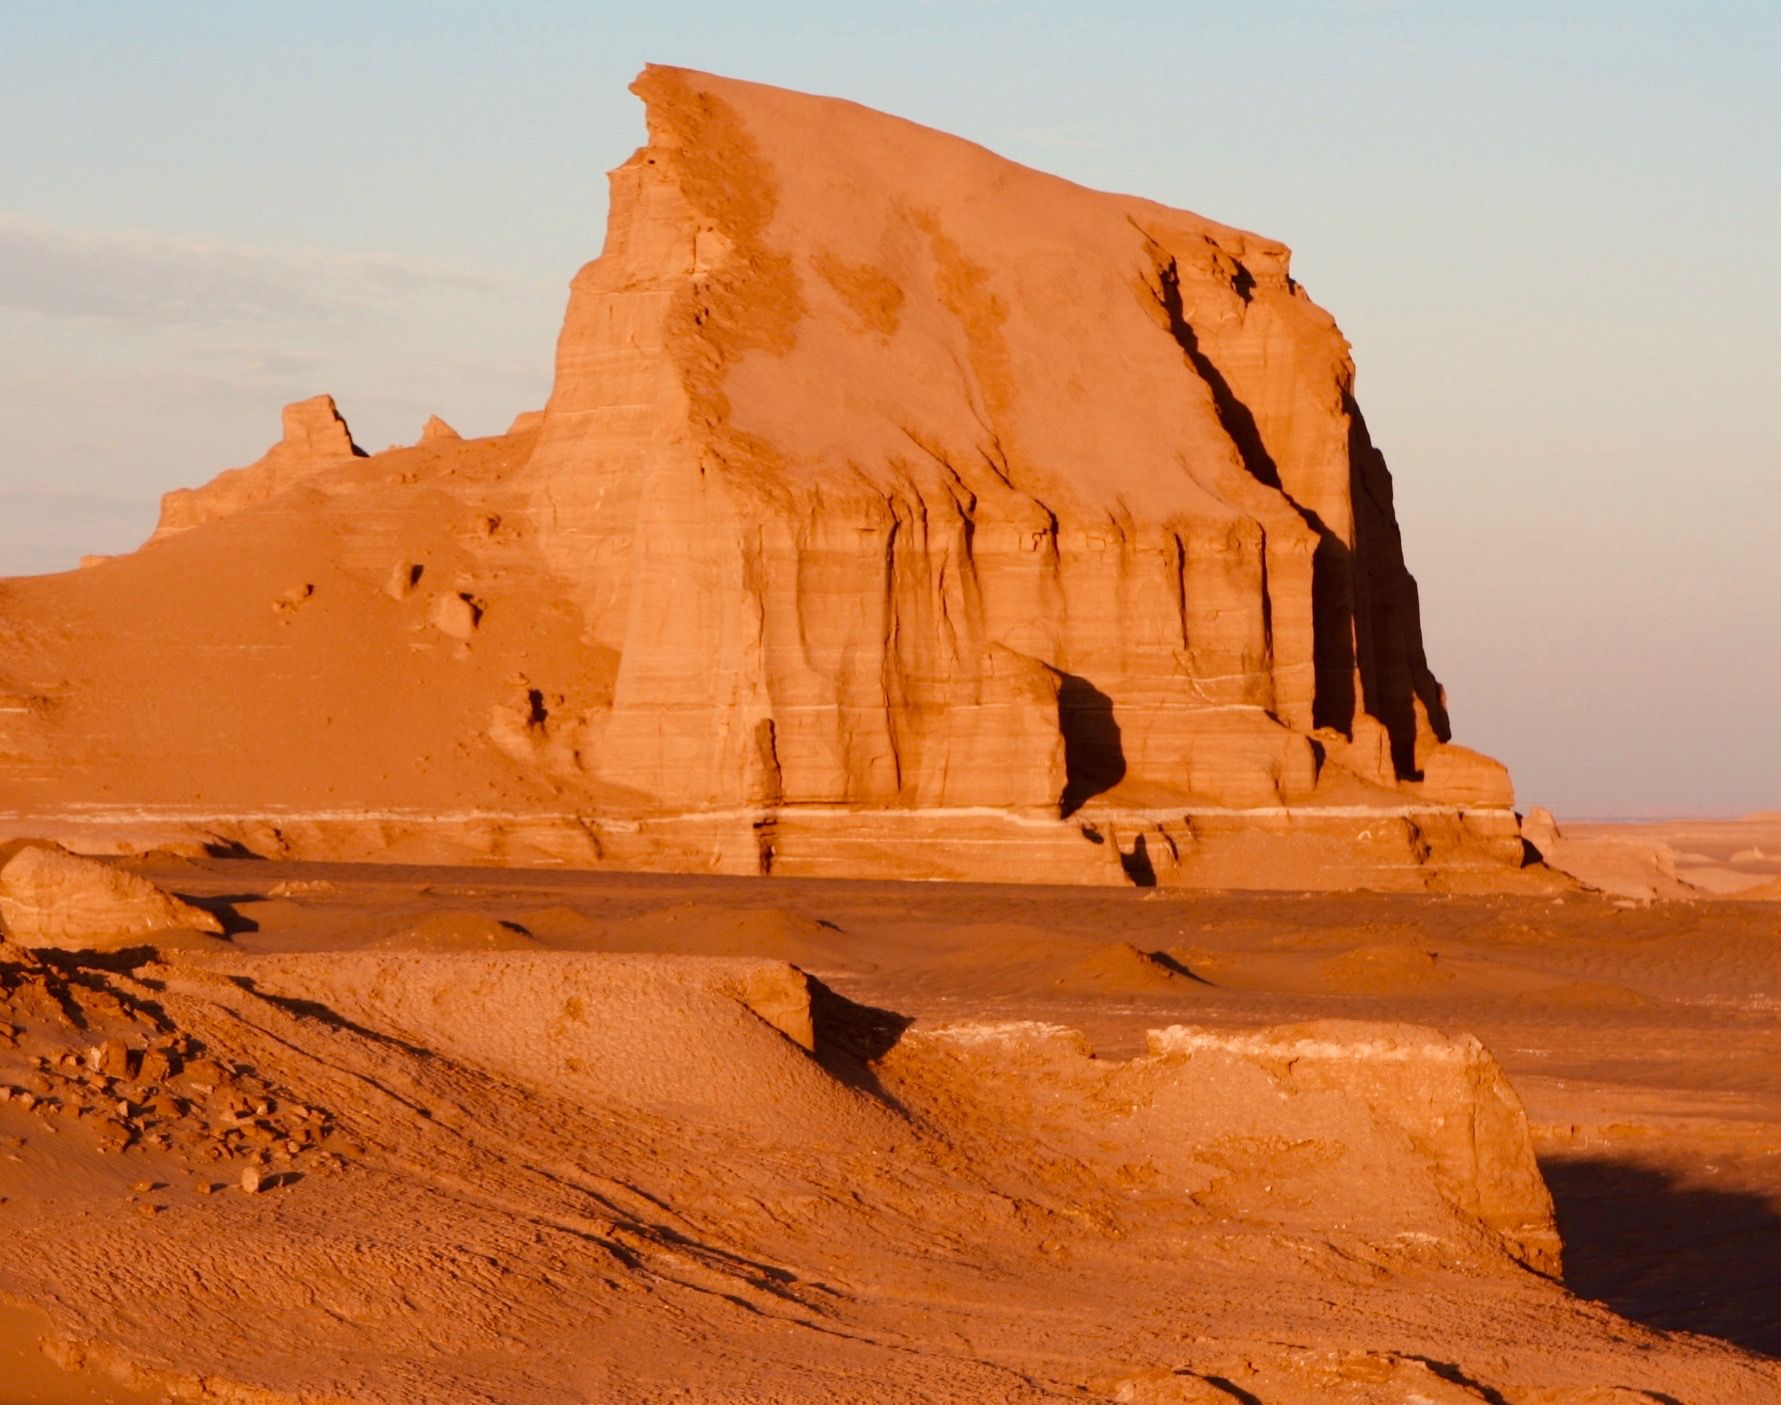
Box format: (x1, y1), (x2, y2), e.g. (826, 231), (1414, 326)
(902, 1015), (1560, 1276)
(0, 843), (224, 949)
(1521, 806), (1562, 856)
(154, 395), (363, 538)
(1147, 1021), (1561, 1274)
(419, 415), (461, 443)
(1419, 744), (1514, 808)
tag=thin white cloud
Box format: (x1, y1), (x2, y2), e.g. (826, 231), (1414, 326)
(0, 215), (508, 329)
(1000, 123), (1107, 152)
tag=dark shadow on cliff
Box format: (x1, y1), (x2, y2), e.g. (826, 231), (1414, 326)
(1542, 1154), (1781, 1359)
(1147, 254), (1362, 741)
(1143, 246), (1461, 779)
(1119, 833), (1157, 887)
(1055, 672), (1125, 818)
(1344, 392), (1451, 776)
(1150, 258), (1283, 492)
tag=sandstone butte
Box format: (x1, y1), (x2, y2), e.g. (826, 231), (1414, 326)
(0, 66), (1534, 889)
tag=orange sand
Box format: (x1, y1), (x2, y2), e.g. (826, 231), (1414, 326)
(1, 848), (1778, 1401)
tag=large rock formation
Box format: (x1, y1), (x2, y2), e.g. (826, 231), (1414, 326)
(0, 67), (1526, 887)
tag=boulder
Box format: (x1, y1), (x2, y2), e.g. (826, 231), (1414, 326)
(1521, 805), (1562, 855)
(0, 844), (225, 949)
(429, 592), (482, 640)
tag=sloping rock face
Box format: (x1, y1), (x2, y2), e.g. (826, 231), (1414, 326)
(533, 68), (1486, 818)
(0, 844), (224, 949)
(154, 394), (363, 538)
(0, 67), (1525, 887)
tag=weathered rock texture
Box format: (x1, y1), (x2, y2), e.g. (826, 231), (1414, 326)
(154, 394), (363, 538)
(0, 67), (1525, 887)
(10, 936), (1773, 1401)
(0, 844), (223, 949)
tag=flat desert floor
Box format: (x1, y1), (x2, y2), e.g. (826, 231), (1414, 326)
(2, 838), (1778, 1402)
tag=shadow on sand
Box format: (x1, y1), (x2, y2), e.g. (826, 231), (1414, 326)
(1542, 1153), (1781, 1359)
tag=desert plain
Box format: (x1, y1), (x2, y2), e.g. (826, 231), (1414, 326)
(1, 63), (1777, 1405)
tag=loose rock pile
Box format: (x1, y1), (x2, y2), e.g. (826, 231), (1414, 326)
(0, 943), (343, 1188)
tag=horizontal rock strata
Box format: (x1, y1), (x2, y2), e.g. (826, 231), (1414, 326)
(0, 66), (1527, 887)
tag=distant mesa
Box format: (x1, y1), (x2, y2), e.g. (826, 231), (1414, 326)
(0, 66), (1532, 888)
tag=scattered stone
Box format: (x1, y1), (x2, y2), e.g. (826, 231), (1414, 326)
(383, 563), (424, 601)
(273, 582), (315, 617)
(266, 879), (342, 899)
(428, 591), (483, 640)
(93, 1040), (134, 1077)
(138, 1047), (174, 1085)
(239, 1165), (264, 1194)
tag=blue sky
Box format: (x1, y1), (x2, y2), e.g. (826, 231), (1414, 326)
(2, 1), (1776, 815)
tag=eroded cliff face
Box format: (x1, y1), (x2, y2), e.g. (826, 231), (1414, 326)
(0, 66), (1521, 886)
(517, 68), (1509, 850)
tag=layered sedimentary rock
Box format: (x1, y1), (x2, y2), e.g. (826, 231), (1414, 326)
(0, 844), (224, 949)
(0, 67), (1524, 886)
